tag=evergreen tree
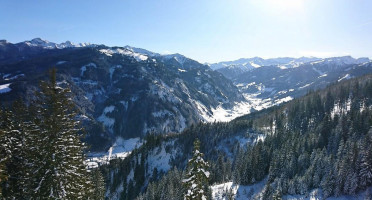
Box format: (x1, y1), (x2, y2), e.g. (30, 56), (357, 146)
(90, 168), (106, 200)
(30, 68), (93, 199)
(183, 139), (210, 200)
(0, 109), (10, 198)
(273, 189), (283, 200)
(359, 134), (372, 188)
(1, 101), (38, 199)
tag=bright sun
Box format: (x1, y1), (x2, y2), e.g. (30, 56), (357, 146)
(253, 0), (306, 14)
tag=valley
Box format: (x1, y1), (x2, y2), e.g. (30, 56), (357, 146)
(1, 39), (372, 200)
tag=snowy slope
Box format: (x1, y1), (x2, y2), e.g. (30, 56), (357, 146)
(211, 179), (267, 200)
(211, 180), (372, 200)
(86, 137), (143, 168)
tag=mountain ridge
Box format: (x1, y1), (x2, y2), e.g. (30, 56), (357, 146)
(0, 39), (245, 150)
(1, 38), (372, 151)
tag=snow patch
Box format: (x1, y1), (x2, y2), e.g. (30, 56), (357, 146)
(99, 48), (148, 61)
(338, 74), (352, 82)
(120, 101), (128, 110)
(152, 110), (173, 118)
(56, 61), (67, 65)
(87, 137), (142, 168)
(211, 178), (267, 200)
(250, 62), (261, 68)
(97, 106), (115, 132)
(310, 60), (325, 65)
(274, 96), (293, 105)
(80, 63), (97, 76)
(312, 67), (325, 76)
(146, 140), (180, 178)
(0, 83), (11, 94)
(109, 65), (122, 80)
(299, 82), (313, 89)
(3, 74), (25, 81)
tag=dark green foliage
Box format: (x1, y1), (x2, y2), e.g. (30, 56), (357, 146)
(90, 168), (106, 200)
(136, 167), (185, 200)
(209, 153), (232, 184)
(0, 101), (38, 199)
(0, 109), (11, 198)
(0, 69), (94, 199)
(29, 68), (93, 198)
(232, 74), (372, 198)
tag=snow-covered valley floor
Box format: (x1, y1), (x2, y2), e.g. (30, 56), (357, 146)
(200, 92), (293, 123)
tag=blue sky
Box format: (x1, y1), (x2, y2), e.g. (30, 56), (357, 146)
(1, 0), (372, 63)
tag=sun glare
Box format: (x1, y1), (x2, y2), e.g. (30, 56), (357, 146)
(253, 0), (305, 14)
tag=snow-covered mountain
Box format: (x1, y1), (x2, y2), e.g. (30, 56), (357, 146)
(0, 38), (246, 150)
(209, 57), (322, 79)
(1, 38), (372, 151)
(23, 38), (93, 49)
(211, 56), (370, 80)
(210, 56), (372, 114)
(101, 73), (372, 199)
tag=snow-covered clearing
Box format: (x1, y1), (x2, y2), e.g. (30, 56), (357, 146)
(86, 137), (143, 168)
(211, 179), (266, 200)
(146, 140), (178, 176)
(97, 105), (115, 132)
(0, 83), (12, 94)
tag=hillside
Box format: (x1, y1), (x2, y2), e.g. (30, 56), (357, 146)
(0, 39), (245, 150)
(101, 73), (372, 199)
(215, 56), (372, 113)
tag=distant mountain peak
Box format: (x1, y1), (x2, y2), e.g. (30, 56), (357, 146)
(0, 40), (8, 45)
(123, 45), (159, 57)
(22, 38), (93, 49)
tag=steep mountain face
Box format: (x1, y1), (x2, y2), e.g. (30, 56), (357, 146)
(0, 39), (244, 150)
(209, 57), (321, 79)
(213, 56), (372, 113)
(2, 39), (372, 152)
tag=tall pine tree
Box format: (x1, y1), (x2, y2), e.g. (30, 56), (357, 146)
(0, 109), (10, 198)
(30, 68), (93, 199)
(1, 101), (39, 199)
(183, 139), (210, 200)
